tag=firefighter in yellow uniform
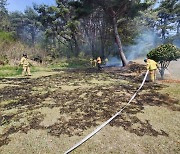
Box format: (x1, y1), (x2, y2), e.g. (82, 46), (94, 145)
(105, 58), (108, 64)
(90, 58), (97, 67)
(20, 54), (31, 76)
(97, 56), (102, 70)
(93, 59), (97, 67)
(144, 58), (158, 82)
(90, 58), (93, 67)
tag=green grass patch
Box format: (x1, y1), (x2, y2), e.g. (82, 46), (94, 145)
(0, 65), (22, 77)
(0, 31), (16, 42)
(49, 58), (90, 69)
(67, 58), (89, 68)
(160, 83), (180, 102)
(0, 58), (91, 78)
(30, 66), (51, 73)
(0, 65), (51, 78)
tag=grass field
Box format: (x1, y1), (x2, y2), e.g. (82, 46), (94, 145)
(0, 62), (179, 154)
(0, 65), (52, 78)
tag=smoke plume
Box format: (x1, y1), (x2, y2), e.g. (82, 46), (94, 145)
(125, 29), (161, 60)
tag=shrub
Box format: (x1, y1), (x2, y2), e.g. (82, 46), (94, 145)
(147, 44), (180, 79)
(0, 55), (9, 65)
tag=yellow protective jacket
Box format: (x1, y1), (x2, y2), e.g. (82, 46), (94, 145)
(97, 57), (101, 64)
(147, 59), (157, 70)
(20, 57), (30, 67)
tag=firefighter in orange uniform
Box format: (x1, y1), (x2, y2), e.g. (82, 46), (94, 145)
(144, 58), (158, 82)
(97, 56), (102, 70)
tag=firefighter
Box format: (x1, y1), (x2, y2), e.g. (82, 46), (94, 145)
(104, 58), (108, 65)
(144, 58), (158, 82)
(20, 53), (31, 76)
(90, 58), (93, 67)
(97, 56), (102, 70)
(93, 59), (97, 67)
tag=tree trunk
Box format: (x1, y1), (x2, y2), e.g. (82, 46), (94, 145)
(159, 68), (165, 79)
(101, 40), (105, 59)
(72, 33), (79, 57)
(31, 29), (35, 47)
(177, 21), (180, 34)
(91, 39), (95, 58)
(159, 61), (170, 79)
(69, 41), (73, 58)
(100, 28), (105, 59)
(112, 16), (128, 66)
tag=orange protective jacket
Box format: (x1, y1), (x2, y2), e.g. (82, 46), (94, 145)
(97, 57), (101, 64)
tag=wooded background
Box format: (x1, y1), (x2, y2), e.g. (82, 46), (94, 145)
(0, 0), (179, 65)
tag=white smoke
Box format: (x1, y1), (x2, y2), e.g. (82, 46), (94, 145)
(105, 56), (122, 67)
(173, 39), (180, 48)
(125, 29), (161, 60)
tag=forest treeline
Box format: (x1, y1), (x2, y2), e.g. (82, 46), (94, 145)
(0, 0), (179, 65)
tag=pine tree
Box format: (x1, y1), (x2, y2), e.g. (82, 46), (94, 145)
(0, 0), (10, 31)
(69, 0), (150, 66)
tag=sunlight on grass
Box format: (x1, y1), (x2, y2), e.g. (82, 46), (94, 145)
(0, 65), (53, 78)
(0, 65), (22, 77)
(160, 83), (180, 102)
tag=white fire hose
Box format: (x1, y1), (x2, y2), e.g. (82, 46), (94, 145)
(65, 70), (149, 154)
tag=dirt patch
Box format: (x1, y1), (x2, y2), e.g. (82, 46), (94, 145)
(159, 79), (180, 83)
(0, 130), (68, 154)
(0, 84), (19, 89)
(37, 107), (61, 127)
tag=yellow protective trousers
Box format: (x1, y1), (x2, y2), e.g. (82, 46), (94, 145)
(149, 69), (156, 82)
(22, 66), (31, 76)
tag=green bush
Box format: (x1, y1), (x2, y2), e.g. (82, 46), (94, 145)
(0, 31), (15, 42)
(0, 55), (9, 65)
(147, 44), (180, 62)
(147, 44), (180, 79)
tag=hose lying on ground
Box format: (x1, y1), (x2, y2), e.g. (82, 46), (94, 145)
(65, 70), (149, 154)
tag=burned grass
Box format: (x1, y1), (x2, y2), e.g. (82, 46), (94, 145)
(0, 67), (179, 150)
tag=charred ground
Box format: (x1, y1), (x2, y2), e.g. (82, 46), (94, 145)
(0, 63), (179, 153)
